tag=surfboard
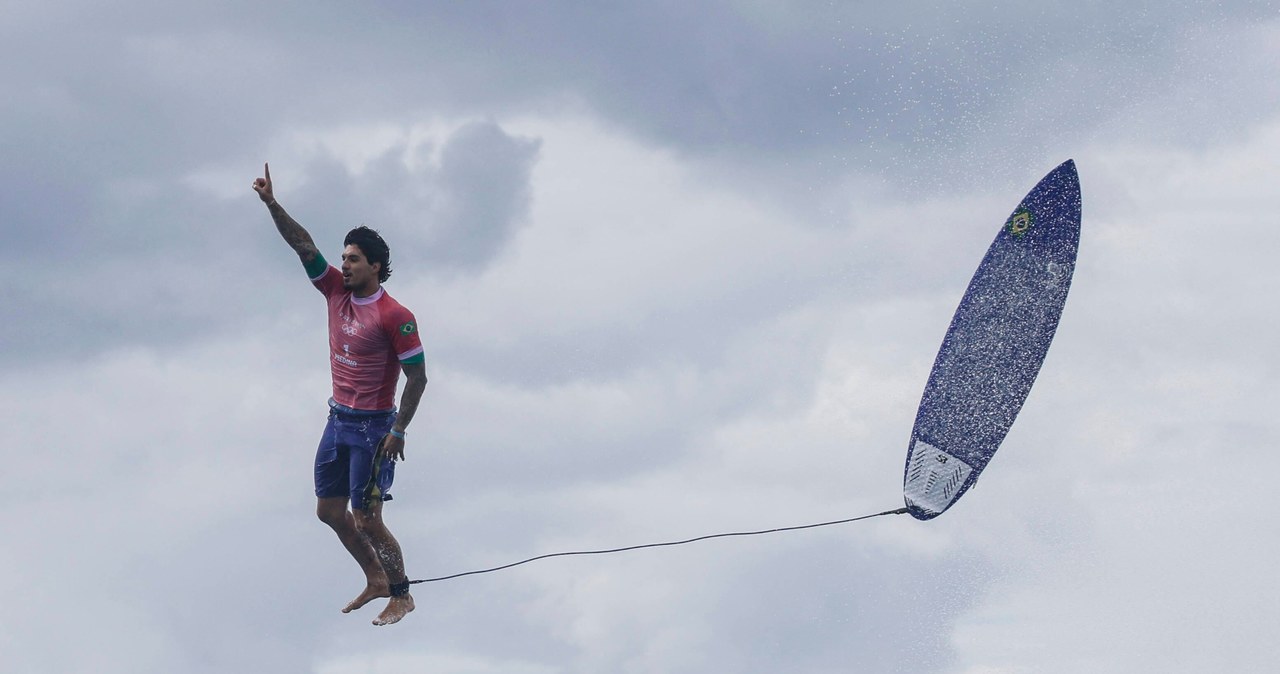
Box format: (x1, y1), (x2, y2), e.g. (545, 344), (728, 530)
(903, 160), (1082, 520)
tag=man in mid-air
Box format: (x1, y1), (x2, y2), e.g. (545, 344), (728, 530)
(254, 163), (427, 626)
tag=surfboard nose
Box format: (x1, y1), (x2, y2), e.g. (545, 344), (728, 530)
(1050, 159), (1081, 194)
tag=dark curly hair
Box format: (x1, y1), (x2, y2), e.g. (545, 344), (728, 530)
(344, 226), (393, 283)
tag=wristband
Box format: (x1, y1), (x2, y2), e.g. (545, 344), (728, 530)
(388, 428), (406, 439)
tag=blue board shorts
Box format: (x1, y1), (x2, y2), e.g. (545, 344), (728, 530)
(314, 402), (398, 511)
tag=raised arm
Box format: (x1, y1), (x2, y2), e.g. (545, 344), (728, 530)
(253, 162), (320, 264)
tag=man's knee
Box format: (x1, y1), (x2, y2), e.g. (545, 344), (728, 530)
(351, 507), (383, 534)
(316, 498), (349, 527)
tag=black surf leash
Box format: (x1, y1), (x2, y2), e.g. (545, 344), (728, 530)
(410, 506), (909, 585)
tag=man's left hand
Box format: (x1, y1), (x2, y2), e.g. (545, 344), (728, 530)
(380, 433), (406, 462)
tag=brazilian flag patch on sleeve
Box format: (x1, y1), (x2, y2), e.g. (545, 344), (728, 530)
(400, 321), (417, 336)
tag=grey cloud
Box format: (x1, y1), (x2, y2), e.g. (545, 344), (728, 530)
(6, 1), (1274, 256)
(355, 1), (1279, 191)
(427, 121), (543, 268)
(1, 120), (538, 363)
(287, 120), (540, 275)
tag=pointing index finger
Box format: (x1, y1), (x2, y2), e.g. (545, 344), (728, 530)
(264, 162), (271, 182)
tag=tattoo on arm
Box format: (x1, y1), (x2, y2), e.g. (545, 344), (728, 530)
(268, 201), (319, 263)
(394, 361), (428, 432)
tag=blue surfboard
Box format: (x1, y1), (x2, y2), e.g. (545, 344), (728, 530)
(903, 160), (1082, 520)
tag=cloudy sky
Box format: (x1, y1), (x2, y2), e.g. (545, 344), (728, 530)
(3, 1), (1278, 672)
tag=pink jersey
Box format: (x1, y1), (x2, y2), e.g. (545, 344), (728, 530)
(312, 265), (424, 411)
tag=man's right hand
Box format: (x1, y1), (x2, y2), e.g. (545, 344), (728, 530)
(253, 162), (275, 204)
(256, 162), (319, 262)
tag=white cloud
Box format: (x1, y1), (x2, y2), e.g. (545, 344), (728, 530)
(317, 651), (560, 674)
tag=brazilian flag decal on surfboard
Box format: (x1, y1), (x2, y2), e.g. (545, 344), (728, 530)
(1006, 208), (1033, 237)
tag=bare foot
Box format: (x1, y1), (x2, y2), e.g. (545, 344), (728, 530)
(342, 583), (389, 613)
(372, 594), (415, 626)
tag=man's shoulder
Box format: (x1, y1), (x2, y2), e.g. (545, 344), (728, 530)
(372, 290), (420, 344)
(376, 289), (416, 316)
(312, 264), (344, 297)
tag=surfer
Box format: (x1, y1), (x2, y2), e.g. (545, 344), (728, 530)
(253, 163), (428, 626)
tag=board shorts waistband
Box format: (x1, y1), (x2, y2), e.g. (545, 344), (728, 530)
(327, 397), (397, 417)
